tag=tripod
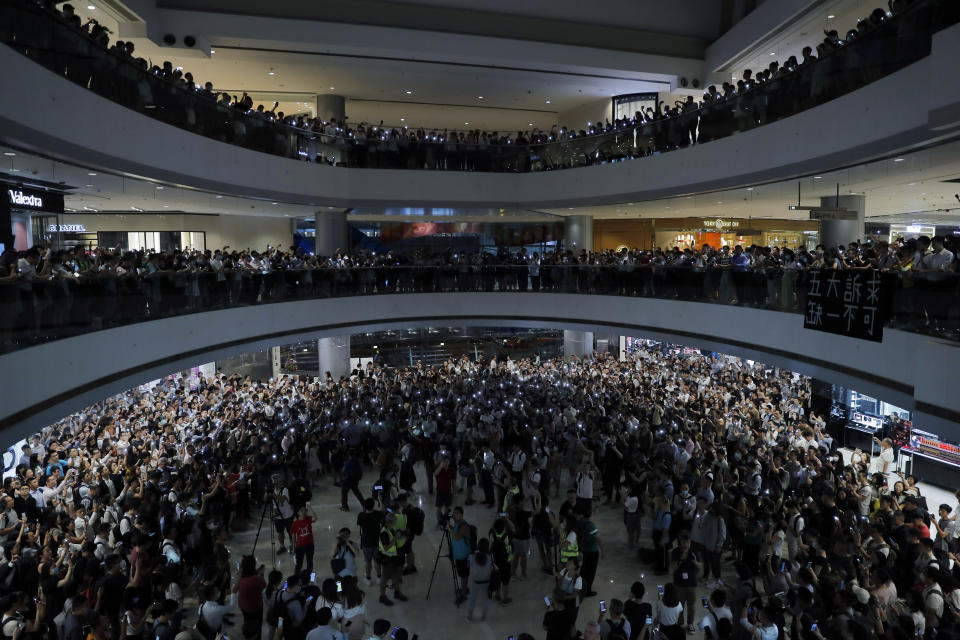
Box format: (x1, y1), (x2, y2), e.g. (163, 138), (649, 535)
(425, 524), (464, 605)
(251, 491), (277, 567)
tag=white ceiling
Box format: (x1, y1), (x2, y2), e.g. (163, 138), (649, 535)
(5, 139), (960, 227)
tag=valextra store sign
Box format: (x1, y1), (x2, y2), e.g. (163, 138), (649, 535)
(8, 189), (43, 208)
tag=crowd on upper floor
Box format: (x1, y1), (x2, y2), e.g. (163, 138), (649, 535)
(5, 0), (959, 170)
(1, 345), (960, 640)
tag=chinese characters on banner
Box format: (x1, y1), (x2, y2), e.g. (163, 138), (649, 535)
(803, 270), (885, 342)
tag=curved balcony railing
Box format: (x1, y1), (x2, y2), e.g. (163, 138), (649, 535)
(1, 0), (957, 172)
(1, 266), (957, 354)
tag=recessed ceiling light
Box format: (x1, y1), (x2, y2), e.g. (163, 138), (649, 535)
(329, 87), (335, 90)
(545, 100), (551, 104)
(769, 52), (776, 56)
(3, 152), (14, 156)
(155, 185), (164, 189)
(84, 183), (93, 187)
(528, 123), (533, 126)
(464, 122), (469, 125)
(477, 96), (484, 99)
(665, 205), (671, 209)
(215, 195), (224, 198)
(87, 4), (95, 9)
(271, 202), (278, 205)
(88, 172), (97, 176)
(827, 14), (835, 18)
(405, 90), (412, 94)
(163, 205), (169, 208)
(746, 187), (754, 191)
(813, 176), (822, 179)
(268, 70), (275, 76)
(210, 49), (215, 54)
(893, 157), (904, 162)
(908, 182), (916, 186)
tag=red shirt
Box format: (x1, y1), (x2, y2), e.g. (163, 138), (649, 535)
(290, 516), (315, 548)
(436, 467), (456, 494)
(237, 574), (267, 612)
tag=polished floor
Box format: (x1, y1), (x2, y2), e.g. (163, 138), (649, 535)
(219, 453), (957, 640)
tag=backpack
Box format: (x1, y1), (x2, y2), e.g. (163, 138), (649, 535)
(606, 618), (629, 640)
(407, 507), (425, 536)
(265, 590), (283, 627)
(289, 481), (312, 512)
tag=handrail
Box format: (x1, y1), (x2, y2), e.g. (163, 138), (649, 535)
(1, 265), (957, 355)
(1, 0), (957, 171)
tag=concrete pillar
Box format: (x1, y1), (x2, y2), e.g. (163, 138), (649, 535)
(818, 195), (865, 250)
(318, 335), (351, 380)
(564, 214), (593, 254)
(563, 330), (594, 358)
(315, 94), (346, 125)
(314, 210), (348, 257)
(270, 346), (281, 380)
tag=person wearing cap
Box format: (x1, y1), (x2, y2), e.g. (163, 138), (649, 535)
(670, 531), (702, 633)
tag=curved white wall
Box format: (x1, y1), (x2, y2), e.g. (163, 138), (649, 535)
(1, 293), (956, 445)
(1, 23), (959, 208)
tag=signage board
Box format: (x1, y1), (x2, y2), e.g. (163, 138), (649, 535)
(803, 269), (885, 342)
(701, 218), (741, 229)
(810, 210), (858, 220)
(47, 224), (87, 233)
(4, 184), (64, 213)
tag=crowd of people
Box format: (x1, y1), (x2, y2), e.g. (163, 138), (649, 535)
(2, 343), (960, 640)
(1, 234), (958, 351)
(5, 0), (958, 170)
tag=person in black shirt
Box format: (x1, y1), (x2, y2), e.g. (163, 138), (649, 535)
(622, 582), (652, 640)
(543, 589), (572, 640)
(355, 498), (383, 585)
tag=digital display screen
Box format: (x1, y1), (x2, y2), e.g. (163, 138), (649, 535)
(909, 429), (960, 466)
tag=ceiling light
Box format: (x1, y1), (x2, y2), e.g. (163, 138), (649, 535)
(163, 205), (169, 208)
(827, 14), (835, 19)
(439, 342), (445, 346)
(400, 118), (405, 121)
(545, 100), (551, 104)
(10, 168), (20, 172)
(477, 96), (484, 99)
(210, 49), (215, 54)
(87, 4), (95, 9)
(717, 201), (723, 204)
(746, 187), (754, 191)
(3, 152), (14, 156)
(268, 71), (275, 76)
(813, 176), (822, 179)
(405, 90), (412, 94)
(329, 87), (335, 90)
(528, 123), (533, 126)
(464, 122), (469, 125)
(893, 157), (904, 162)
(215, 195), (223, 198)
(271, 202), (278, 205)
(908, 182), (916, 186)
(87, 172), (97, 176)
(84, 183), (93, 187)
(156, 185), (163, 189)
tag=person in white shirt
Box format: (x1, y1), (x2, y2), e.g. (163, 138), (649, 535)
(869, 438), (895, 476)
(700, 589), (734, 637)
(739, 604), (778, 640)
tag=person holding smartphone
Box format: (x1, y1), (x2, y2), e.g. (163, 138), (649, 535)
(654, 583), (684, 640)
(543, 590), (571, 640)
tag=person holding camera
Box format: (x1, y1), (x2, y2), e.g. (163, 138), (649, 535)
(331, 527), (359, 584)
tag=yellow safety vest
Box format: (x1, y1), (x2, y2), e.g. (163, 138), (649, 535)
(378, 526), (397, 557)
(492, 530), (513, 563)
(394, 513), (408, 548)
(560, 529), (579, 561)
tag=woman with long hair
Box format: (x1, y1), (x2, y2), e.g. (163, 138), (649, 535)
(231, 555), (267, 635)
(655, 582), (684, 640)
(465, 538), (493, 622)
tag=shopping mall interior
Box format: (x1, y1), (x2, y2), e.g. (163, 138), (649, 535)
(2, 1), (960, 640)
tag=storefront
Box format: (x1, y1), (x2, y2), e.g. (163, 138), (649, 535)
(1, 182), (66, 252)
(830, 385), (960, 489)
(648, 217), (820, 251)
